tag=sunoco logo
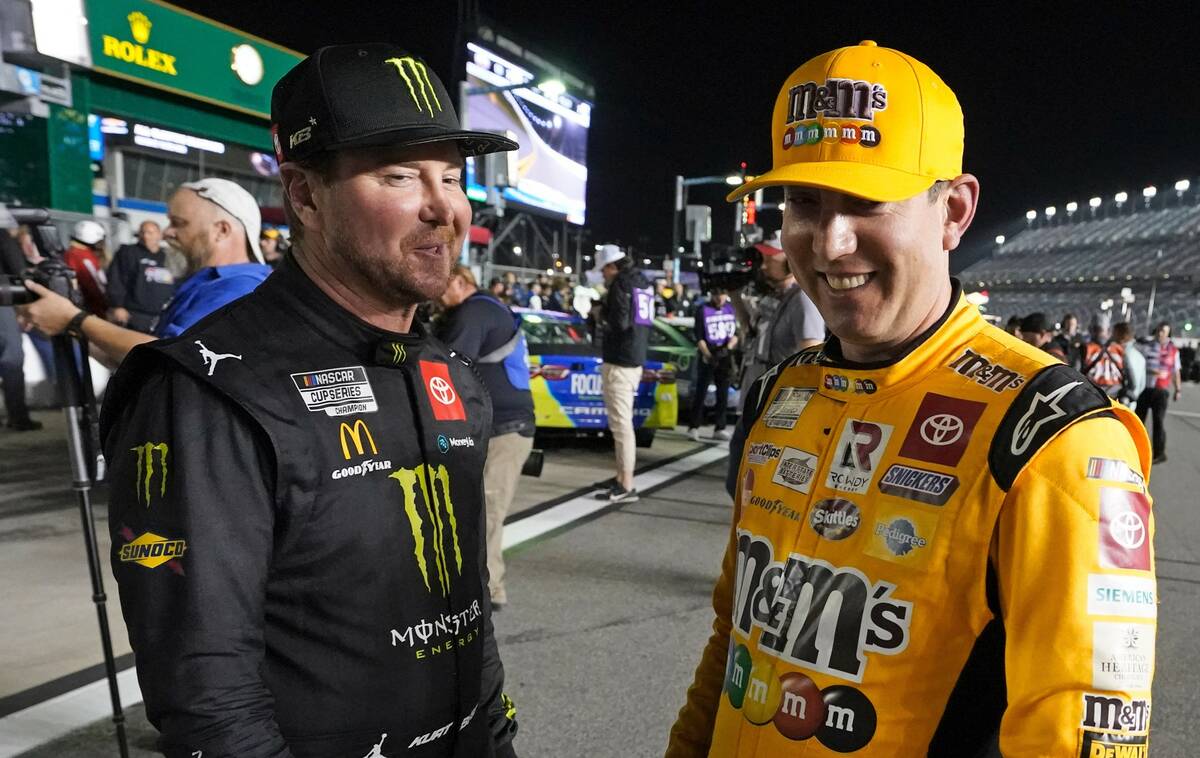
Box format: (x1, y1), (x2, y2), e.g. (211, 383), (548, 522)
(384, 57), (443, 116)
(390, 465), (461, 596)
(131, 442), (168, 507)
(733, 532), (911, 682)
(119, 532), (187, 569)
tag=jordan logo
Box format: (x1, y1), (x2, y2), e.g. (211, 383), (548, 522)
(194, 340), (242, 376)
(362, 733), (390, 758)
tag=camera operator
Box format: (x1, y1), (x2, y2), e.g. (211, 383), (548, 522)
(731, 231), (824, 396)
(0, 229), (40, 430)
(18, 179), (270, 366)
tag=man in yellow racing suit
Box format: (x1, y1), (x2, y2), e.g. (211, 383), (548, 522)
(666, 41), (1155, 757)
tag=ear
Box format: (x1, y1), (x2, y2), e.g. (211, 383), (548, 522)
(212, 217), (233, 243)
(942, 173), (980, 252)
(280, 162), (325, 235)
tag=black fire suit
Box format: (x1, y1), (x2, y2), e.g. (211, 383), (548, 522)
(101, 258), (518, 758)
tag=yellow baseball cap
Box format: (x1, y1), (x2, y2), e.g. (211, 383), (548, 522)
(729, 41), (963, 203)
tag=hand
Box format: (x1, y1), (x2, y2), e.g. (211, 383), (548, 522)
(1175, 389), (1182, 402)
(109, 306), (130, 325)
(15, 281), (82, 336)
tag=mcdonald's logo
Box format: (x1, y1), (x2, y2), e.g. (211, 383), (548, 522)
(339, 419), (378, 460)
(390, 464), (461, 595)
(383, 56), (443, 117)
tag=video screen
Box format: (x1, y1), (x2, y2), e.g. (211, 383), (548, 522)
(464, 41), (591, 225)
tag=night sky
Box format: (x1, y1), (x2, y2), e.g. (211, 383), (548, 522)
(175, 0), (1198, 260)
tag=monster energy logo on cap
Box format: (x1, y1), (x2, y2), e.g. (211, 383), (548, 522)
(384, 57), (443, 117)
(390, 464), (462, 595)
(132, 442), (168, 506)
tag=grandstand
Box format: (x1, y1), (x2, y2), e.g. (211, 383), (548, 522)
(961, 196), (1200, 336)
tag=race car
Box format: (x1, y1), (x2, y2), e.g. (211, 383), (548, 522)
(518, 309), (678, 446)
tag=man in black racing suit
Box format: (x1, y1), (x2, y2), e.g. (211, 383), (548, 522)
(101, 44), (521, 757)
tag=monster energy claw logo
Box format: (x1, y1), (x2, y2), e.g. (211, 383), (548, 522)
(391, 342), (406, 366)
(384, 57), (443, 117)
(390, 464), (462, 595)
(132, 442), (169, 506)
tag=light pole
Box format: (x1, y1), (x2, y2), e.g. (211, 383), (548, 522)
(671, 172), (747, 275)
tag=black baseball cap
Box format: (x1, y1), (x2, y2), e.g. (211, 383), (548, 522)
(271, 43), (518, 163)
(1019, 312), (1053, 335)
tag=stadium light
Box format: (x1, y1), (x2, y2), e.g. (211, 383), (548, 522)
(1175, 179), (1191, 193)
(1143, 186), (1157, 198)
(563, 265), (573, 274)
(536, 79), (567, 98)
(512, 245), (523, 255)
(1114, 191), (1128, 204)
(1065, 201), (1078, 214)
(1025, 209), (1037, 221)
(994, 234), (1005, 245)
(1044, 206), (1056, 218)
(1089, 196), (1102, 208)
(725, 174), (744, 186)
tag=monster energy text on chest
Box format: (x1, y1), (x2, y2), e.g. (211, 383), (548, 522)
(291, 365), (379, 416)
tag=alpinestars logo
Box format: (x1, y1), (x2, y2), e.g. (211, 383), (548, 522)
(1011, 381), (1082, 455)
(384, 57), (443, 116)
(733, 531), (911, 683)
(131, 442), (168, 506)
(390, 465), (461, 596)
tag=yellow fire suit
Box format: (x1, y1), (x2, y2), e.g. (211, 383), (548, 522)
(667, 293), (1155, 757)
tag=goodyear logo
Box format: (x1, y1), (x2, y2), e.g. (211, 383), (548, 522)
(390, 464), (461, 595)
(119, 532), (187, 569)
(100, 12), (177, 76)
(339, 419), (377, 459)
(384, 57), (442, 116)
(132, 442), (169, 507)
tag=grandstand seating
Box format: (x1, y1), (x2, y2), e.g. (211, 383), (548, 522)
(961, 203), (1200, 335)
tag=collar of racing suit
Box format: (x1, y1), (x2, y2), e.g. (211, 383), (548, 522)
(808, 278), (995, 400)
(272, 254), (432, 365)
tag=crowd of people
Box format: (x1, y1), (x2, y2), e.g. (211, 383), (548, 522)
(1009, 310), (1183, 462)
(0, 36), (1179, 758)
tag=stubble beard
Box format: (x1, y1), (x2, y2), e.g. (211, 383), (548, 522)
(328, 229), (456, 308)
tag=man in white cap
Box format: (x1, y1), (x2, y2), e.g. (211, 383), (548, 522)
(19, 177), (270, 365)
(594, 242), (652, 503)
